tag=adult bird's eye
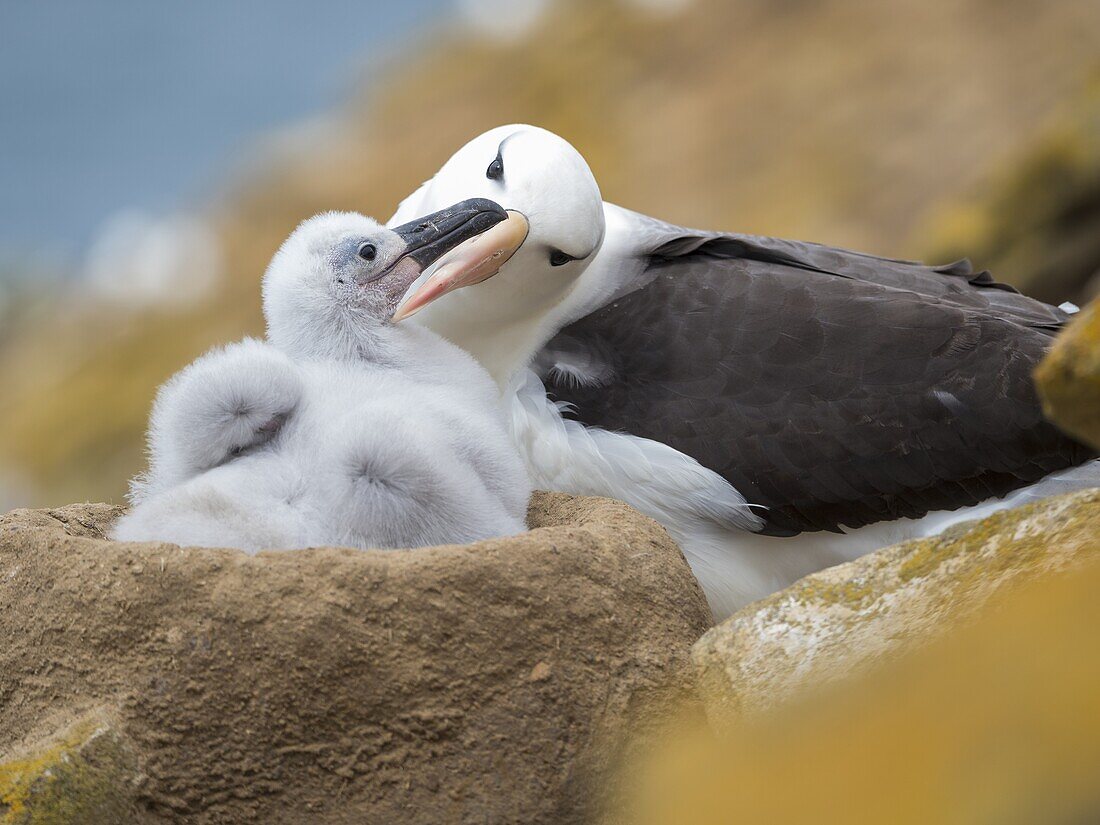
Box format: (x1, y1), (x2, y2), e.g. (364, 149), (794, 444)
(486, 155), (504, 181)
(549, 249), (574, 267)
(357, 242), (377, 261)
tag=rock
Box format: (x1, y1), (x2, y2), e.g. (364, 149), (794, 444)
(692, 488), (1100, 727)
(0, 713), (150, 825)
(0, 492), (710, 825)
(614, 552), (1100, 825)
(1035, 299), (1100, 449)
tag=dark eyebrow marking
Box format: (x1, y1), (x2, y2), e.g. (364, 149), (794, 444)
(493, 131), (526, 165)
(498, 131), (523, 153)
(487, 133), (520, 183)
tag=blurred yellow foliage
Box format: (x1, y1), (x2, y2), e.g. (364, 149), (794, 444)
(612, 555), (1100, 825)
(924, 75), (1100, 305)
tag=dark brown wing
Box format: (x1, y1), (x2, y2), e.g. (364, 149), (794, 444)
(538, 215), (1090, 535)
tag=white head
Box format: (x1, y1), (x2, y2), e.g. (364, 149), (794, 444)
(263, 203), (507, 361)
(391, 126), (605, 373)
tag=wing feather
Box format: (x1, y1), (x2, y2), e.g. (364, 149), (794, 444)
(539, 212), (1091, 535)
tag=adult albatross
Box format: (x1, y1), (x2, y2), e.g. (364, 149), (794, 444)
(388, 125), (1096, 616)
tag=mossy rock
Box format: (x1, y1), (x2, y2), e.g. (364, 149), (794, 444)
(1036, 299), (1100, 450)
(617, 552), (1100, 825)
(0, 714), (150, 825)
(692, 488), (1100, 727)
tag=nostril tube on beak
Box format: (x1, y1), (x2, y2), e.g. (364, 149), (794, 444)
(390, 198), (509, 270)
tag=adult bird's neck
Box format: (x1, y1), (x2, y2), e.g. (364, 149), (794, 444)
(414, 305), (560, 389)
(408, 202), (641, 389)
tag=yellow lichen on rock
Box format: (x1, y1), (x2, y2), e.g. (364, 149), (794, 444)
(615, 554), (1100, 825)
(1036, 299), (1100, 449)
(0, 715), (145, 825)
(693, 488), (1100, 726)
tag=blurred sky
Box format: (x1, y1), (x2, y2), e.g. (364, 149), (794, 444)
(0, 0), (451, 268)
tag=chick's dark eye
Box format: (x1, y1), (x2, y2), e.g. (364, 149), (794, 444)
(486, 155), (504, 181)
(357, 242), (377, 261)
(549, 249), (574, 267)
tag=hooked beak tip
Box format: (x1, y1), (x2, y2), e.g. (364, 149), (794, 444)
(389, 301), (419, 323)
(391, 210), (529, 322)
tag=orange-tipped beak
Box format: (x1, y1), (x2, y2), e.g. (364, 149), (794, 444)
(391, 211), (529, 321)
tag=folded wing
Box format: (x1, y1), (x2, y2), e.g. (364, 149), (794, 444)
(538, 209), (1092, 535)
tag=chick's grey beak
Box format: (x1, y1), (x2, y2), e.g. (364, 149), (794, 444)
(391, 198), (508, 271)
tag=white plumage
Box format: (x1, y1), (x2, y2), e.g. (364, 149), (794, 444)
(390, 125), (1100, 618)
(115, 212), (531, 552)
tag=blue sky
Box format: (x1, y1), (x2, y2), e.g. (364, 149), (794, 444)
(0, 0), (450, 262)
